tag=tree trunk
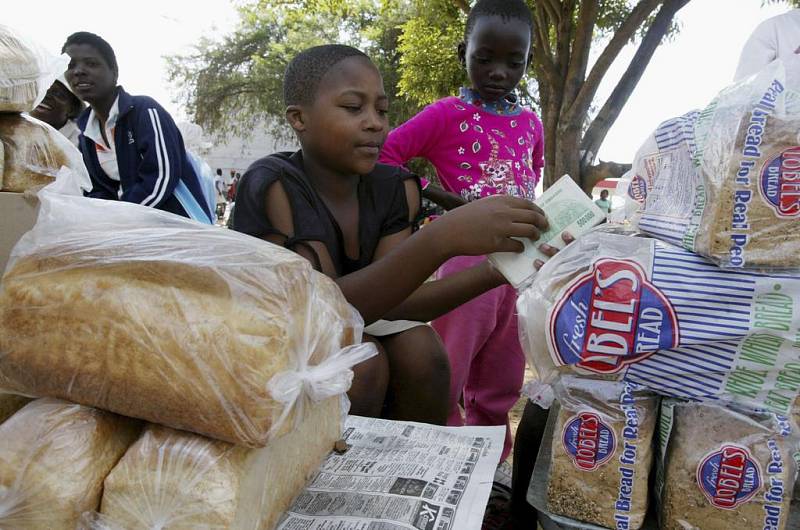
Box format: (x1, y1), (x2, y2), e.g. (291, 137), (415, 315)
(579, 0), (691, 169)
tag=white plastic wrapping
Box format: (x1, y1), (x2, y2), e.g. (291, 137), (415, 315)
(0, 398), (140, 529)
(0, 181), (377, 447)
(0, 112), (91, 193)
(517, 228), (800, 416)
(625, 59), (800, 269)
(0, 25), (66, 113)
(527, 378), (657, 529)
(656, 400), (798, 530)
(79, 397), (342, 530)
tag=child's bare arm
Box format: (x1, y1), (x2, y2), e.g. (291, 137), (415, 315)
(422, 185), (467, 210)
(262, 179), (547, 325)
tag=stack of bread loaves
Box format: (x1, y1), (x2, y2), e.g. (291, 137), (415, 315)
(0, 177), (375, 527)
(0, 24), (88, 194)
(518, 60), (800, 529)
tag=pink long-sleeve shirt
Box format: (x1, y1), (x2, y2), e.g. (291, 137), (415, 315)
(380, 88), (544, 201)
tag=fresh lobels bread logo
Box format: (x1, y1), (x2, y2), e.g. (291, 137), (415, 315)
(760, 146), (800, 218)
(548, 258), (679, 373)
(562, 411), (615, 471)
(627, 174), (647, 204)
(697, 444), (761, 509)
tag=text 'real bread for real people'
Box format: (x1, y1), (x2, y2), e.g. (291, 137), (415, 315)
(545, 380), (657, 529)
(0, 398), (140, 530)
(0, 197), (363, 447)
(659, 401), (795, 530)
(86, 397), (341, 530)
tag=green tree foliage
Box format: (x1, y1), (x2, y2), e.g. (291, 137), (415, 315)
(169, 0), (799, 189)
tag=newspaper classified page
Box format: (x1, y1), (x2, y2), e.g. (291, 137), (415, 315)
(277, 416), (504, 530)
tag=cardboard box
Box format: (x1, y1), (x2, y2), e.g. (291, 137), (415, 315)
(0, 191), (39, 275)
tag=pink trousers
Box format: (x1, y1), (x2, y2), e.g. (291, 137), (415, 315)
(432, 255), (526, 461)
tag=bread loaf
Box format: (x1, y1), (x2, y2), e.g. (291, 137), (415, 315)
(0, 202), (363, 447)
(0, 113), (74, 192)
(517, 229), (800, 415)
(89, 397), (341, 530)
(626, 61), (800, 268)
(660, 402), (795, 530)
(0, 25), (40, 112)
(545, 381), (656, 529)
(696, 114), (800, 268)
(0, 398), (140, 529)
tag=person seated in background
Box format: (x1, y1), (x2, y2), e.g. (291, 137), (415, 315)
(594, 189), (612, 214)
(29, 74), (84, 148)
(231, 44), (562, 425)
(62, 31), (212, 223)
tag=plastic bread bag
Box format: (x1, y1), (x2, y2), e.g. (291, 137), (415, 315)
(0, 25), (66, 112)
(656, 399), (799, 530)
(0, 112), (91, 193)
(517, 227), (800, 416)
(0, 398), (140, 529)
(78, 397), (342, 530)
(626, 58), (800, 269)
(0, 180), (378, 447)
(527, 378), (657, 529)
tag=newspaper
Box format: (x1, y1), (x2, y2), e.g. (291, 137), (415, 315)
(277, 416), (504, 530)
(489, 174), (607, 288)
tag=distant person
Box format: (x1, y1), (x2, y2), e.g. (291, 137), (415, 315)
(595, 189), (612, 214)
(214, 168), (227, 219)
(734, 8), (800, 81)
(227, 172), (241, 202)
(62, 31), (212, 223)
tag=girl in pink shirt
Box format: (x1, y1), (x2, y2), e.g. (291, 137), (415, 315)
(380, 0), (547, 461)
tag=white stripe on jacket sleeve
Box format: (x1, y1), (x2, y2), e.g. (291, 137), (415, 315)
(141, 108), (170, 206)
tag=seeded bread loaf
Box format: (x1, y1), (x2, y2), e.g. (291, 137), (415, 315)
(697, 115), (800, 268)
(660, 402), (794, 530)
(546, 380), (657, 529)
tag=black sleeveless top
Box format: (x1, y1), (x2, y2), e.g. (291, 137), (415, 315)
(232, 151), (420, 276)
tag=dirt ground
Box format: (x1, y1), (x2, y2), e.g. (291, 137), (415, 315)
(506, 366), (536, 467)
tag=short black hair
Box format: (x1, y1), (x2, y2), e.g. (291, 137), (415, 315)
(61, 32), (118, 73)
(283, 44), (369, 107)
(464, 0), (534, 41)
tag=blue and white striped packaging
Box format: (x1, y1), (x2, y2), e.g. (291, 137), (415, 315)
(622, 59), (800, 269)
(518, 229), (800, 415)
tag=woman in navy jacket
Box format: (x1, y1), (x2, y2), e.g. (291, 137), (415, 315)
(62, 31), (212, 222)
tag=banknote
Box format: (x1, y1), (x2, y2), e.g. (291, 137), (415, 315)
(489, 174), (607, 288)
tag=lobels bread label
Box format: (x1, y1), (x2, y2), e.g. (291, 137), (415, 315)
(759, 146), (800, 218)
(548, 258), (680, 373)
(627, 174), (647, 204)
(562, 411), (615, 471)
(697, 444), (761, 509)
